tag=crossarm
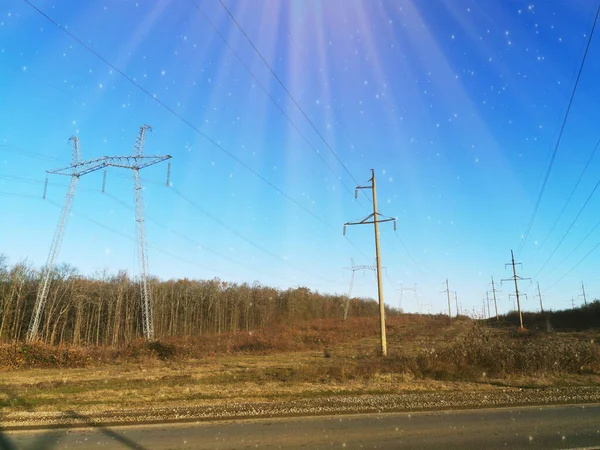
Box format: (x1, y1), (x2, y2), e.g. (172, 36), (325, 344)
(47, 155), (172, 176)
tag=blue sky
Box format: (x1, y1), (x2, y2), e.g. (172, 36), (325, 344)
(1, 0), (600, 316)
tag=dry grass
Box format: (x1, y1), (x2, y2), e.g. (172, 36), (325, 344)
(1, 315), (599, 415)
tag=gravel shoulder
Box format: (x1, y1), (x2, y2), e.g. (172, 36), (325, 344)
(3, 385), (600, 430)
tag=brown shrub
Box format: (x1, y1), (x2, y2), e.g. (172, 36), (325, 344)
(413, 323), (600, 379)
(0, 343), (90, 370)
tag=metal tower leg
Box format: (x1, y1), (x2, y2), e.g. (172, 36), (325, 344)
(28, 174), (79, 342)
(344, 270), (355, 321)
(27, 136), (81, 343)
(133, 167), (153, 341)
(132, 125), (154, 341)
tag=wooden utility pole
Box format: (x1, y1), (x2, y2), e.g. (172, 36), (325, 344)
(580, 282), (588, 306)
(502, 250), (530, 331)
(537, 282), (544, 313)
(490, 276), (500, 320)
(344, 169), (396, 357)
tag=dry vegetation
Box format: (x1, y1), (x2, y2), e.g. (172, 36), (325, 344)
(1, 314), (599, 418)
(1, 256), (600, 423)
(0, 258), (387, 346)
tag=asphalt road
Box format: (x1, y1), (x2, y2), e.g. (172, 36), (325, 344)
(3, 404), (600, 450)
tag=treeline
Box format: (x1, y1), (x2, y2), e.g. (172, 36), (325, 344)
(494, 301), (600, 332)
(0, 257), (391, 346)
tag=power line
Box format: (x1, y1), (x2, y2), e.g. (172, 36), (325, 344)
(0, 189), (42, 200)
(392, 231), (430, 280)
(516, 3), (600, 257)
(0, 173), (102, 194)
(2, 168), (367, 279)
(169, 186), (338, 285)
(216, 0), (362, 188)
(20, 0), (358, 251)
(527, 137), (600, 264)
(187, 0), (359, 202)
(0, 144), (66, 163)
(3, 174), (328, 284)
(2, 183), (314, 286)
(44, 198), (234, 278)
(285, 30), (363, 160)
(101, 191), (296, 284)
(543, 237), (600, 293)
(543, 214), (600, 280)
(532, 176), (600, 280)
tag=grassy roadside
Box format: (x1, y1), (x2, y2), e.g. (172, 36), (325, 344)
(1, 315), (599, 420)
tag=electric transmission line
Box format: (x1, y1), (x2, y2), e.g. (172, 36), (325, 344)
(99, 191), (296, 284)
(286, 30), (364, 160)
(543, 236), (600, 293)
(0, 190), (42, 200)
(43, 198), (238, 279)
(43, 191), (313, 285)
(216, 0), (362, 188)
(21, 0), (370, 260)
(1, 168), (363, 284)
(392, 231), (431, 280)
(187, 0), (359, 201)
(0, 143), (66, 163)
(532, 175), (600, 280)
(169, 186), (338, 285)
(527, 138), (600, 264)
(517, 3), (600, 257)
(543, 214), (600, 280)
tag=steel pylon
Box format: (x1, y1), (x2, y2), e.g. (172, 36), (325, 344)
(27, 126), (170, 343)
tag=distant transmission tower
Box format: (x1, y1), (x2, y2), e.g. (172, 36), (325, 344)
(501, 250), (530, 331)
(342, 258), (377, 320)
(454, 291), (460, 317)
(441, 279), (452, 324)
(536, 282), (544, 313)
(27, 125), (171, 343)
(490, 276), (501, 320)
(399, 283), (417, 313)
(579, 281), (588, 306)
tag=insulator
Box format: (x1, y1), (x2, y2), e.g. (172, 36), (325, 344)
(102, 169), (107, 193)
(354, 189), (358, 199)
(43, 176), (48, 199)
(343, 224), (347, 236)
(393, 220), (397, 231)
(166, 162), (171, 187)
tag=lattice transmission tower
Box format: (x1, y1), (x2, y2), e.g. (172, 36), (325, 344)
(342, 258), (377, 321)
(27, 125), (171, 343)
